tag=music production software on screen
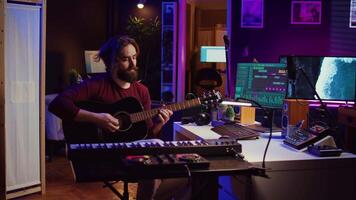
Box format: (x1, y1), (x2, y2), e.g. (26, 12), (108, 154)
(235, 63), (288, 109)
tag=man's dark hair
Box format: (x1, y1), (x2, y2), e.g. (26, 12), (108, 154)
(96, 35), (140, 71)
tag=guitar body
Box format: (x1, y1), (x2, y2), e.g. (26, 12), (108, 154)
(63, 97), (148, 144)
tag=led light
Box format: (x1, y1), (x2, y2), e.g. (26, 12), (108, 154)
(221, 101), (252, 107)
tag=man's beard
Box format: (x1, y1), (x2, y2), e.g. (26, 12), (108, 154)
(116, 67), (138, 83)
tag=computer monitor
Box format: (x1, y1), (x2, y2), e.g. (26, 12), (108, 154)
(280, 56), (356, 101)
(235, 63), (288, 108)
(84, 50), (106, 74)
(200, 46), (226, 62)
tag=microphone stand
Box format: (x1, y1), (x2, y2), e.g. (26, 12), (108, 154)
(296, 67), (337, 129)
(236, 97), (273, 169)
(223, 35), (230, 98)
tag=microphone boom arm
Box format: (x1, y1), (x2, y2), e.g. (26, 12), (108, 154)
(297, 67), (336, 128)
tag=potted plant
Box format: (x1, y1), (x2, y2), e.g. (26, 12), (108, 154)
(224, 106), (235, 121)
(68, 68), (83, 86)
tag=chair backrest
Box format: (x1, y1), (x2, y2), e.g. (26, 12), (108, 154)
(195, 67), (222, 90)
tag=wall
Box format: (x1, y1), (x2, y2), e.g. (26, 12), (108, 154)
(229, 0), (356, 97)
(46, 0), (108, 94)
(46, 0), (162, 100)
(112, 0), (162, 100)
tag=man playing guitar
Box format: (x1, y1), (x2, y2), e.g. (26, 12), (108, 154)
(49, 35), (193, 200)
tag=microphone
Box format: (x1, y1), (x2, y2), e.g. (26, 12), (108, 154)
(223, 35), (231, 98)
(286, 56), (296, 81)
(223, 35), (229, 48)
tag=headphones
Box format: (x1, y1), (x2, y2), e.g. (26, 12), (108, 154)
(194, 112), (211, 126)
(181, 93), (211, 126)
(181, 112), (211, 126)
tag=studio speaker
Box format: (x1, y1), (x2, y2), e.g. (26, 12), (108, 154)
(281, 99), (309, 136)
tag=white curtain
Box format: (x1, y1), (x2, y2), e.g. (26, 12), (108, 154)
(5, 3), (41, 191)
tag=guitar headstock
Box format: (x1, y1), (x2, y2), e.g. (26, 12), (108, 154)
(200, 90), (223, 105)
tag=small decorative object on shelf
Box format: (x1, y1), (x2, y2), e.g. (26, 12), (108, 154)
(218, 103), (228, 120)
(224, 105), (235, 121)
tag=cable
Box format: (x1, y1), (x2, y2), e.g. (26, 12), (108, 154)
(231, 147), (245, 160)
(264, 119), (273, 169)
(235, 97), (273, 169)
(183, 164), (191, 178)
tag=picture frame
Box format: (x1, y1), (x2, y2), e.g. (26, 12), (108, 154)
(291, 1), (322, 25)
(350, 0), (356, 28)
(241, 0), (264, 28)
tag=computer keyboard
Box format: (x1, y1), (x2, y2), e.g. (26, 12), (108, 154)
(211, 123), (260, 140)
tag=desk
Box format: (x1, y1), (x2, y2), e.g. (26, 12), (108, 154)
(174, 122), (356, 200)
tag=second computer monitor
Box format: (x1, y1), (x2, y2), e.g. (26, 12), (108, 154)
(235, 63), (288, 109)
(280, 56), (356, 101)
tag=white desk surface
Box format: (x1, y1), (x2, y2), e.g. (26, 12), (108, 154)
(173, 122), (356, 163)
(174, 122), (356, 200)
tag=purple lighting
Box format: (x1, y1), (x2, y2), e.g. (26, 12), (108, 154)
(308, 100), (355, 108)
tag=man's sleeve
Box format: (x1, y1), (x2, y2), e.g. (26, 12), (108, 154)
(48, 82), (91, 120)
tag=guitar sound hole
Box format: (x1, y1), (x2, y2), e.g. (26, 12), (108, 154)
(114, 112), (132, 132)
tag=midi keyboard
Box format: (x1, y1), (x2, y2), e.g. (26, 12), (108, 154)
(68, 138), (242, 160)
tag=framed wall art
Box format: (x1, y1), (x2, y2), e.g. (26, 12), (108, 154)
(350, 0), (356, 28)
(241, 0), (264, 28)
(291, 1), (322, 24)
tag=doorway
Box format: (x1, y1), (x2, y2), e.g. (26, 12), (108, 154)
(186, 0), (227, 97)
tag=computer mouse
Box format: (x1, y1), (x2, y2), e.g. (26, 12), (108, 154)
(219, 135), (230, 139)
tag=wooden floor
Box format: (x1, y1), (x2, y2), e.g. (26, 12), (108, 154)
(15, 151), (138, 200)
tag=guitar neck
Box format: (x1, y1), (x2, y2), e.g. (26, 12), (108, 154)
(130, 98), (201, 123)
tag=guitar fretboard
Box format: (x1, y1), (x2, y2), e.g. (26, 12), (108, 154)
(130, 98), (201, 123)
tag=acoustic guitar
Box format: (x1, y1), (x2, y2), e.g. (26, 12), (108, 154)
(63, 91), (222, 144)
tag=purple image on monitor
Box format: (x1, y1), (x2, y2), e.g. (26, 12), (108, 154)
(241, 0), (264, 28)
(291, 1), (322, 24)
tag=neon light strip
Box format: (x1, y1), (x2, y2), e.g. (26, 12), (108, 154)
(307, 100), (355, 104)
(221, 101), (252, 107)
